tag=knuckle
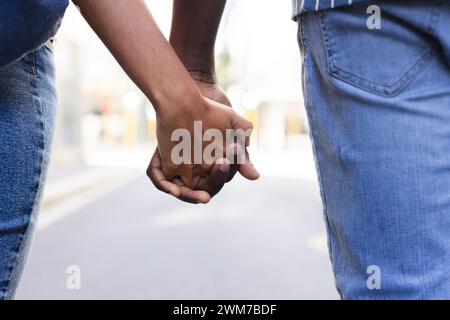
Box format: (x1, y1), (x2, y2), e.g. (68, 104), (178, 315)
(162, 165), (176, 180)
(146, 167), (152, 178)
(245, 120), (254, 131)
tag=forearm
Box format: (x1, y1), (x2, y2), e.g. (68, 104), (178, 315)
(73, 0), (201, 115)
(170, 0), (226, 78)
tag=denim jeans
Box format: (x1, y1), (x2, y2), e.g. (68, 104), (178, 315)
(298, 0), (450, 299)
(0, 0), (66, 299)
(0, 45), (57, 299)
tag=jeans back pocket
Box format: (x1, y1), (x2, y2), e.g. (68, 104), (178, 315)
(319, 2), (439, 97)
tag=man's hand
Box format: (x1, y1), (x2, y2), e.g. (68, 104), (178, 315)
(189, 71), (231, 106)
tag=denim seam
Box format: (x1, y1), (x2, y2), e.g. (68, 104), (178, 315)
(319, 11), (435, 98)
(299, 15), (343, 299)
(427, 0), (443, 37)
(330, 49), (434, 97)
(32, 50), (37, 75)
(299, 14), (308, 52)
(1, 51), (46, 300)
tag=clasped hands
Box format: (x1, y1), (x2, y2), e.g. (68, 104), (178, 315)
(73, 0), (255, 203)
(147, 72), (260, 204)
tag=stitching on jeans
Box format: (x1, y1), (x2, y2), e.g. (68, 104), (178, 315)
(299, 15), (343, 299)
(32, 51), (37, 76)
(319, 10), (436, 97)
(427, 0), (443, 37)
(330, 48), (435, 96)
(304, 62), (344, 299)
(299, 14), (308, 53)
(0, 50), (46, 300)
(2, 52), (46, 298)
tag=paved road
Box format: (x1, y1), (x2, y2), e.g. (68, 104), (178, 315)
(16, 166), (339, 299)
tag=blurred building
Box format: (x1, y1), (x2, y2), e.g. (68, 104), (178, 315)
(51, 0), (306, 167)
(221, 0), (306, 149)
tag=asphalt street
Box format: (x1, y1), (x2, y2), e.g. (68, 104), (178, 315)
(16, 157), (339, 299)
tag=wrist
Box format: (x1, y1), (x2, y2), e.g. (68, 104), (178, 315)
(174, 52), (216, 78)
(170, 39), (215, 77)
(187, 70), (217, 85)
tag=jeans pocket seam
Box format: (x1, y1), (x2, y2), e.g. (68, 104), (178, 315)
(329, 48), (435, 97)
(319, 10), (435, 98)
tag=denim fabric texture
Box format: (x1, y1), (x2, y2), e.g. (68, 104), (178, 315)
(298, 0), (450, 299)
(0, 0), (69, 67)
(0, 0), (66, 299)
(0, 45), (57, 300)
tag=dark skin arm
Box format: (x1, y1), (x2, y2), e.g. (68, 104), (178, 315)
(170, 0), (226, 78)
(171, 0), (232, 108)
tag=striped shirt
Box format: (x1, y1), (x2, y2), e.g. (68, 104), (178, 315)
(292, 0), (366, 19)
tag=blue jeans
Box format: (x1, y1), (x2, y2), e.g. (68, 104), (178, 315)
(0, 45), (57, 299)
(299, 0), (450, 299)
(0, 0), (66, 299)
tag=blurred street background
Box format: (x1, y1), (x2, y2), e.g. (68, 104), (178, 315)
(15, 0), (339, 299)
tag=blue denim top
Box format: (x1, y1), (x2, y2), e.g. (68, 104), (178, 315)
(0, 0), (69, 67)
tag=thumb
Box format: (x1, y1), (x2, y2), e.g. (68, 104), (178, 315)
(231, 112), (253, 138)
(238, 149), (260, 180)
(227, 113), (259, 180)
(227, 142), (260, 181)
